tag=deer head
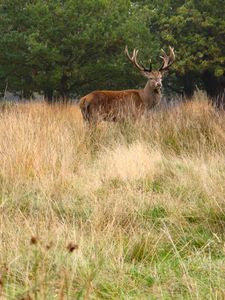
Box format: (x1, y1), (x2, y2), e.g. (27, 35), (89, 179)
(125, 46), (175, 91)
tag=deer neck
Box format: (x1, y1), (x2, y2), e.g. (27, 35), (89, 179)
(142, 80), (162, 109)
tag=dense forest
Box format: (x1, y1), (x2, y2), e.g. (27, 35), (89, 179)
(0, 0), (224, 102)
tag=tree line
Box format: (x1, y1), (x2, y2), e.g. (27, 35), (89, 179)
(0, 0), (224, 102)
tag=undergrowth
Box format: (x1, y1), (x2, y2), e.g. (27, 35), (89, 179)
(0, 94), (225, 299)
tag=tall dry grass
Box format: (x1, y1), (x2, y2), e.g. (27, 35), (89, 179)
(0, 93), (225, 299)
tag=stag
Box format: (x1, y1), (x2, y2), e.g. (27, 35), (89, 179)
(79, 46), (175, 122)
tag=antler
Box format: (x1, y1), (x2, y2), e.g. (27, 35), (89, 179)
(159, 46), (175, 72)
(125, 46), (152, 72)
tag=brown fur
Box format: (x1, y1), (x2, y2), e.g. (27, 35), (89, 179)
(79, 76), (163, 123)
(79, 90), (146, 122)
(79, 46), (175, 123)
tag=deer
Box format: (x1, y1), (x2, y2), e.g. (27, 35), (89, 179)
(79, 46), (175, 123)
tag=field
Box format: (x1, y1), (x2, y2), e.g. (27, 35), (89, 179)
(0, 92), (225, 299)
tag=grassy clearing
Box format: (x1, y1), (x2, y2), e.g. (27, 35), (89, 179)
(0, 94), (225, 299)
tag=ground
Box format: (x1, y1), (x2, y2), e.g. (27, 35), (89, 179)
(0, 92), (225, 299)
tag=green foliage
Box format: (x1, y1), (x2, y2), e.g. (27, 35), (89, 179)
(0, 0), (224, 100)
(145, 0), (225, 96)
(0, 0), (154, 100)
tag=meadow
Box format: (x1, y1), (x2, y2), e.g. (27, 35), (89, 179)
(0, 92), (225, 299)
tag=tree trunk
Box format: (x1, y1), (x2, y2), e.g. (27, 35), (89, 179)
(60, 74), (70, 103)
(202, 70), (225, 107)
(44, 89), (54, 103)
(181, 72), (197, 98)
(202, 70), (218, 97)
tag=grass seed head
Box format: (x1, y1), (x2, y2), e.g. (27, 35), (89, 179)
(30, 236), (38, 245)
(66, 242), (78, 253)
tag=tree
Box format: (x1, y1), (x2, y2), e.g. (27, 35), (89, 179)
(0, 0), (34, 97)
(0, 0), (156, 101)
(145, 0), (225, 98)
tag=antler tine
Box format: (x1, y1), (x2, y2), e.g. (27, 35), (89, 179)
(159, 46), (175, 72)
(124, 46), (131, 60)
(125, 46), (150, 72)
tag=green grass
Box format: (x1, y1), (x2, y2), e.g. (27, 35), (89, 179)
(0, 96), (225, 299)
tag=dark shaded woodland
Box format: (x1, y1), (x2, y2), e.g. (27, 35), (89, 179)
(0, 0), (224, 103)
